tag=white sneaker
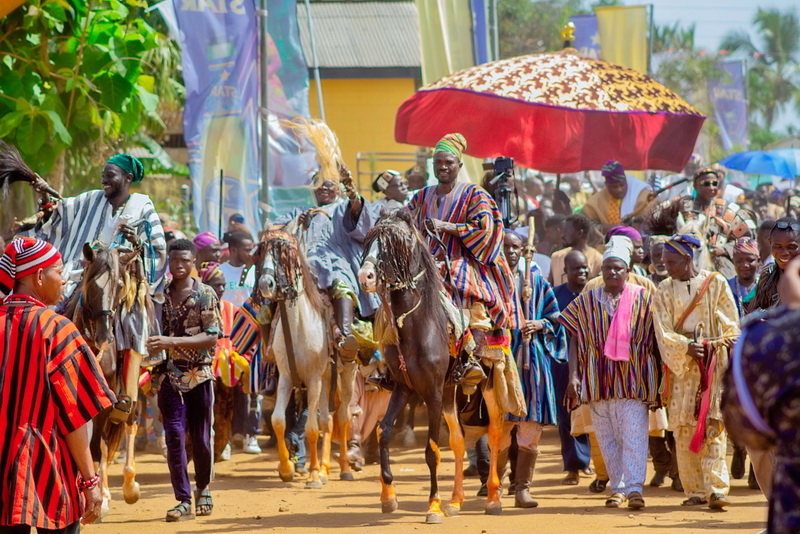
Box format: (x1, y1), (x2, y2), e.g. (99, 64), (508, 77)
(220, 442), (232, 461)
(244, 435), (262, 454)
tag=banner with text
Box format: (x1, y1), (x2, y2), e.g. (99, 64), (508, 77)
(708, 60), (748, 151)
(174, 0), (261, 236)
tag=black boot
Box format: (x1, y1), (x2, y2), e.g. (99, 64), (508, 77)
(475, 435), (490, 496)
(458, 330), (488, 395)
(731, 446), (746, 480)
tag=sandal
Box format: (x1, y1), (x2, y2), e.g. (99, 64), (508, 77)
(166, 501), (193, 522)
(561, 471), (580, 485)
(195, 487), (214, 516)
(681, 496), (708, 506)
(627, 491), (645, 509)
(605, 493), (625, 508)
(589, 478), (609, 493)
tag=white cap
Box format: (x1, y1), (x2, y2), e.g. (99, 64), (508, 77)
(603, 235), (633, 267)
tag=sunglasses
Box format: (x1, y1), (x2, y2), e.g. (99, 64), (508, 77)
(773, 220), (800, 232)
(699, 180), (719, 187)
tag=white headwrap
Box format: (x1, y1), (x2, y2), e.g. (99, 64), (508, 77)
(603, 235), (633, 267)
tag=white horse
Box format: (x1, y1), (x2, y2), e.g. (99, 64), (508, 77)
(256, 230), (357, 486)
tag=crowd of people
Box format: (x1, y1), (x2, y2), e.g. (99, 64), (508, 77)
(0, 130), (799, 534)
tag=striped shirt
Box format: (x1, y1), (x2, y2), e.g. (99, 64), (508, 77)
(0, 298), (114, 529)
(23, 190), (166, 300)
(408, 183), (521, 329)
(559, 286), (660, 408)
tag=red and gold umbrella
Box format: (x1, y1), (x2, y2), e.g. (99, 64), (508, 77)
(395, 50), (705, 173)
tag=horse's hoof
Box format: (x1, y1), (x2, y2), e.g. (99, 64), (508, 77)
(319, 474), (329, 485)
(340, 472), (355, 482)
(100, 497), (110, 519)
(442, 504), (461, 517)
(425, 512), (444, 524)
(305, 480), (323, 489)
(485, 501), (503, 515)
(123, 482), (140, 504)
(381, 498), (398, 514)
(279, 471), (294, 482)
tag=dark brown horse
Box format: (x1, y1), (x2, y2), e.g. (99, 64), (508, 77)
(65, 242), (154, 511)
(359, 209), (504, 524)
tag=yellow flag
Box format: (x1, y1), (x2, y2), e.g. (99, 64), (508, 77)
(595, 5), (649, 74)
(416, 0), (475, 84)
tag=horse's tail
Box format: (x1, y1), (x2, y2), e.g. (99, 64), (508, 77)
(103, 413), (128, 461)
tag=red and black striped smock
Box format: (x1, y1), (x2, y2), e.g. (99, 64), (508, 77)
(0, 296), (115, 529)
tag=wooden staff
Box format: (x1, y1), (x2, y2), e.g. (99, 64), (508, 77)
(520, 216), (536, 370)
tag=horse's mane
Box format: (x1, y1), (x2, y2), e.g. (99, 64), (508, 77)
(260, 230), (325, 313)
(365, 210), (448, 336)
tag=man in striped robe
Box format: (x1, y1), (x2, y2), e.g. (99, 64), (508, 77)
(502, 230), (567, 508)
(561, 236), (661, 510)
(23, 154), (166, 304)
(407, 133), (522, 388)
(0, 238), (115, 533)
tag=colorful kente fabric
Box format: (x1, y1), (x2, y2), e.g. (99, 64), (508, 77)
(407, 183), (521, 329)
(0, 298), (114, 529)
(507, 266), (567, 425)
(421, 50), (702, 115)
(434, 133), (467, 159)
(559, 286), (660, 408)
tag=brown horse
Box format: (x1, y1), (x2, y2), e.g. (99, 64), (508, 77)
(358, 209), (505, 523)
(65, 242), (155, 512)
(253, 230), (357, 486)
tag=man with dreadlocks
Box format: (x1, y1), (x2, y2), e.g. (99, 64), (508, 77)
(407, 133), (522, 392)
(653, 234), (739, 510)
(22, 154), (166, 303)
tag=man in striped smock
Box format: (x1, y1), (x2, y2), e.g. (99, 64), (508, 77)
(407, 133), (521, 388)
(23, 154), (166, 304)
(0, 238), (114, 533)
(561, 236), (661, 510)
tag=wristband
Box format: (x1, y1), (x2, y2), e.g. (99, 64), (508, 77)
(78, 473), (100, 491)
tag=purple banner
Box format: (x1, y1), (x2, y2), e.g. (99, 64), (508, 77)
(708, 60), (748, 151)
(570, 15), (600, 59)
(173, 0), (261, 236)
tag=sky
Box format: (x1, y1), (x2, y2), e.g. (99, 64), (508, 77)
(620, 0), (799, 132)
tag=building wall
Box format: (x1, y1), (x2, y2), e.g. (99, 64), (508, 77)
(308, 77), (418, 191)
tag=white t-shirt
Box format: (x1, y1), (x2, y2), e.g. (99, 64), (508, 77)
(218, 262), (256, 307)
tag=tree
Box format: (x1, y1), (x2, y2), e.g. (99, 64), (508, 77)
(0, 0), (185, 196)
(721, 7), (800, 131)
(498, 0), (585, 59)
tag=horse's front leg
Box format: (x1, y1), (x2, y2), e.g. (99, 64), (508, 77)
(99, 438), (111, 518)
(122, 351), (142, 504)
(377, 385), (411, 514)
(336, 358), (358, 481)
(271, 377), (294, 482)
(319, 365), (333, 484)
(420, 389), (445, 524)
(442, 383), (465, 517)
(481, 381), (504, 515)
(304, 376), (324, 489)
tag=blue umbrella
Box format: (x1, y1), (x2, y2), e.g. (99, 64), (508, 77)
(719, 150), (794, 179)
(768, 148), (800, 177)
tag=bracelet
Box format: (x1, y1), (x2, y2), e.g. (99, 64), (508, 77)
(78, 473), (100, 491)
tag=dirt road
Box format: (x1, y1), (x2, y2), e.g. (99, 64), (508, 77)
(92, 431), (767, 534)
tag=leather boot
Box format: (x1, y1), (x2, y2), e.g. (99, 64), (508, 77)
(348, 414), (364, 471)
(333, 297), (360, 361)
(459, 330), (487, 395)
(514, 449), (539, 508)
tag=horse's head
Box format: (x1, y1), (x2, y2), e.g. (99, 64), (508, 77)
(360, 210), (430, 293)
(256, 231), (303, 302)
(80, 242), (135, 350)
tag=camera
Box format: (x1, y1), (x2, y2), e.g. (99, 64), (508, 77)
(493, 157), (514, 177)
(488, 157), (515, 227)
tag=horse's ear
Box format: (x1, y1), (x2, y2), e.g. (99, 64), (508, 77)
(83, 242), (95, 262)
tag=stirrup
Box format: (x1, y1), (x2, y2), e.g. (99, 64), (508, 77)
(109, 395), (133, 425)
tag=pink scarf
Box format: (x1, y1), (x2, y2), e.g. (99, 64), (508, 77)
(604, 285), (641, 362)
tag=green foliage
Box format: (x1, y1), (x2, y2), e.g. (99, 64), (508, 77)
(0, 0), (185, 194)
(498, 0), (585, 59)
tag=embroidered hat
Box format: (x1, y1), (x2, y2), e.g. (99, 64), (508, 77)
(0, 238), (62, 294)
(434, 133), (467, 159)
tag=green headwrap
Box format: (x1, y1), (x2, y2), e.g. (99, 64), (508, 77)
(107, 154), (144, 183)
